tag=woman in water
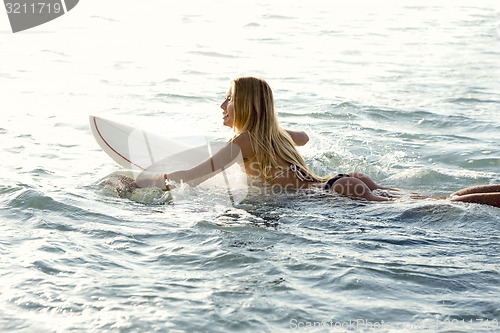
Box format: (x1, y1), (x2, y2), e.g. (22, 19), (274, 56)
(133, 76), (500, 207)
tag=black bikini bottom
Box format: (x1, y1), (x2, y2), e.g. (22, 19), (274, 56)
(324, 174), (350, 190)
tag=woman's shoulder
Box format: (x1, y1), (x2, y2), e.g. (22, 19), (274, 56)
(285, 129), (309, 146)
(231, 132), (254, 158)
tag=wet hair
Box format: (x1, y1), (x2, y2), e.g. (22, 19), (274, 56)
(230, 76), (327, 182)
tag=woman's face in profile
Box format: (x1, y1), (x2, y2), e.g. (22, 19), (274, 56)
(220, 88), (234, 128)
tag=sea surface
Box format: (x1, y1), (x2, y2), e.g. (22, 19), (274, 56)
(1, 1), (500, 332)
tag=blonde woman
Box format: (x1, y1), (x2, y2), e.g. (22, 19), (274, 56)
(136, 76), (499, 207)
(137, 76), (392, 201)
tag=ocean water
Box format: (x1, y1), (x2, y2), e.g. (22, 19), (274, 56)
(1, 1), (500, 332)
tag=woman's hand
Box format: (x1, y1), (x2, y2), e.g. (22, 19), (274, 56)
(135, 173), (168, 190)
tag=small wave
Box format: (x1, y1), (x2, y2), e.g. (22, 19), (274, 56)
(27, 168), (55, 177)
(446, 97), (500, 104)
(41, 49), (69, 57)
(244, 22), (261, 28)
(7, 189), (62, 211)
(154, 93), (205, 102)
(262, 14), (294, 20)
(0, 72), (14, 79)
(3, 187), (122, 230)
(90, 15), (118, 22)
(302, 102), (360, 121)
(32, 260), (63, 275)
(460, 157), (500, 169)
(386, 168), (485, 193)
(394, 202), (465, 222)
(363, 107), (437, 125)
(0, 185), (24, 196)
(162, 78), (181, 83)
(190, 51), (239, 59)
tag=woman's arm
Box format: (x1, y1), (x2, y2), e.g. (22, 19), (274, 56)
(285, 130), (309, 146)
(168, 141), (242, 186)
(136, 141), (243, 189)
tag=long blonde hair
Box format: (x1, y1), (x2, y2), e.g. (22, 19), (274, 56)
(230, 76), (328, 182)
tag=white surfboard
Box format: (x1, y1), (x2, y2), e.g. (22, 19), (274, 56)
(89, 115), (248, 204)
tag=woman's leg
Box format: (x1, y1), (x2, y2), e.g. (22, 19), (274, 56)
(347, 172), (399, 191)
(450, 192), (500, 208)
(449, 184), (500, 208)
(332, 177), (390, 202)
(451, 185), (500, 197)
